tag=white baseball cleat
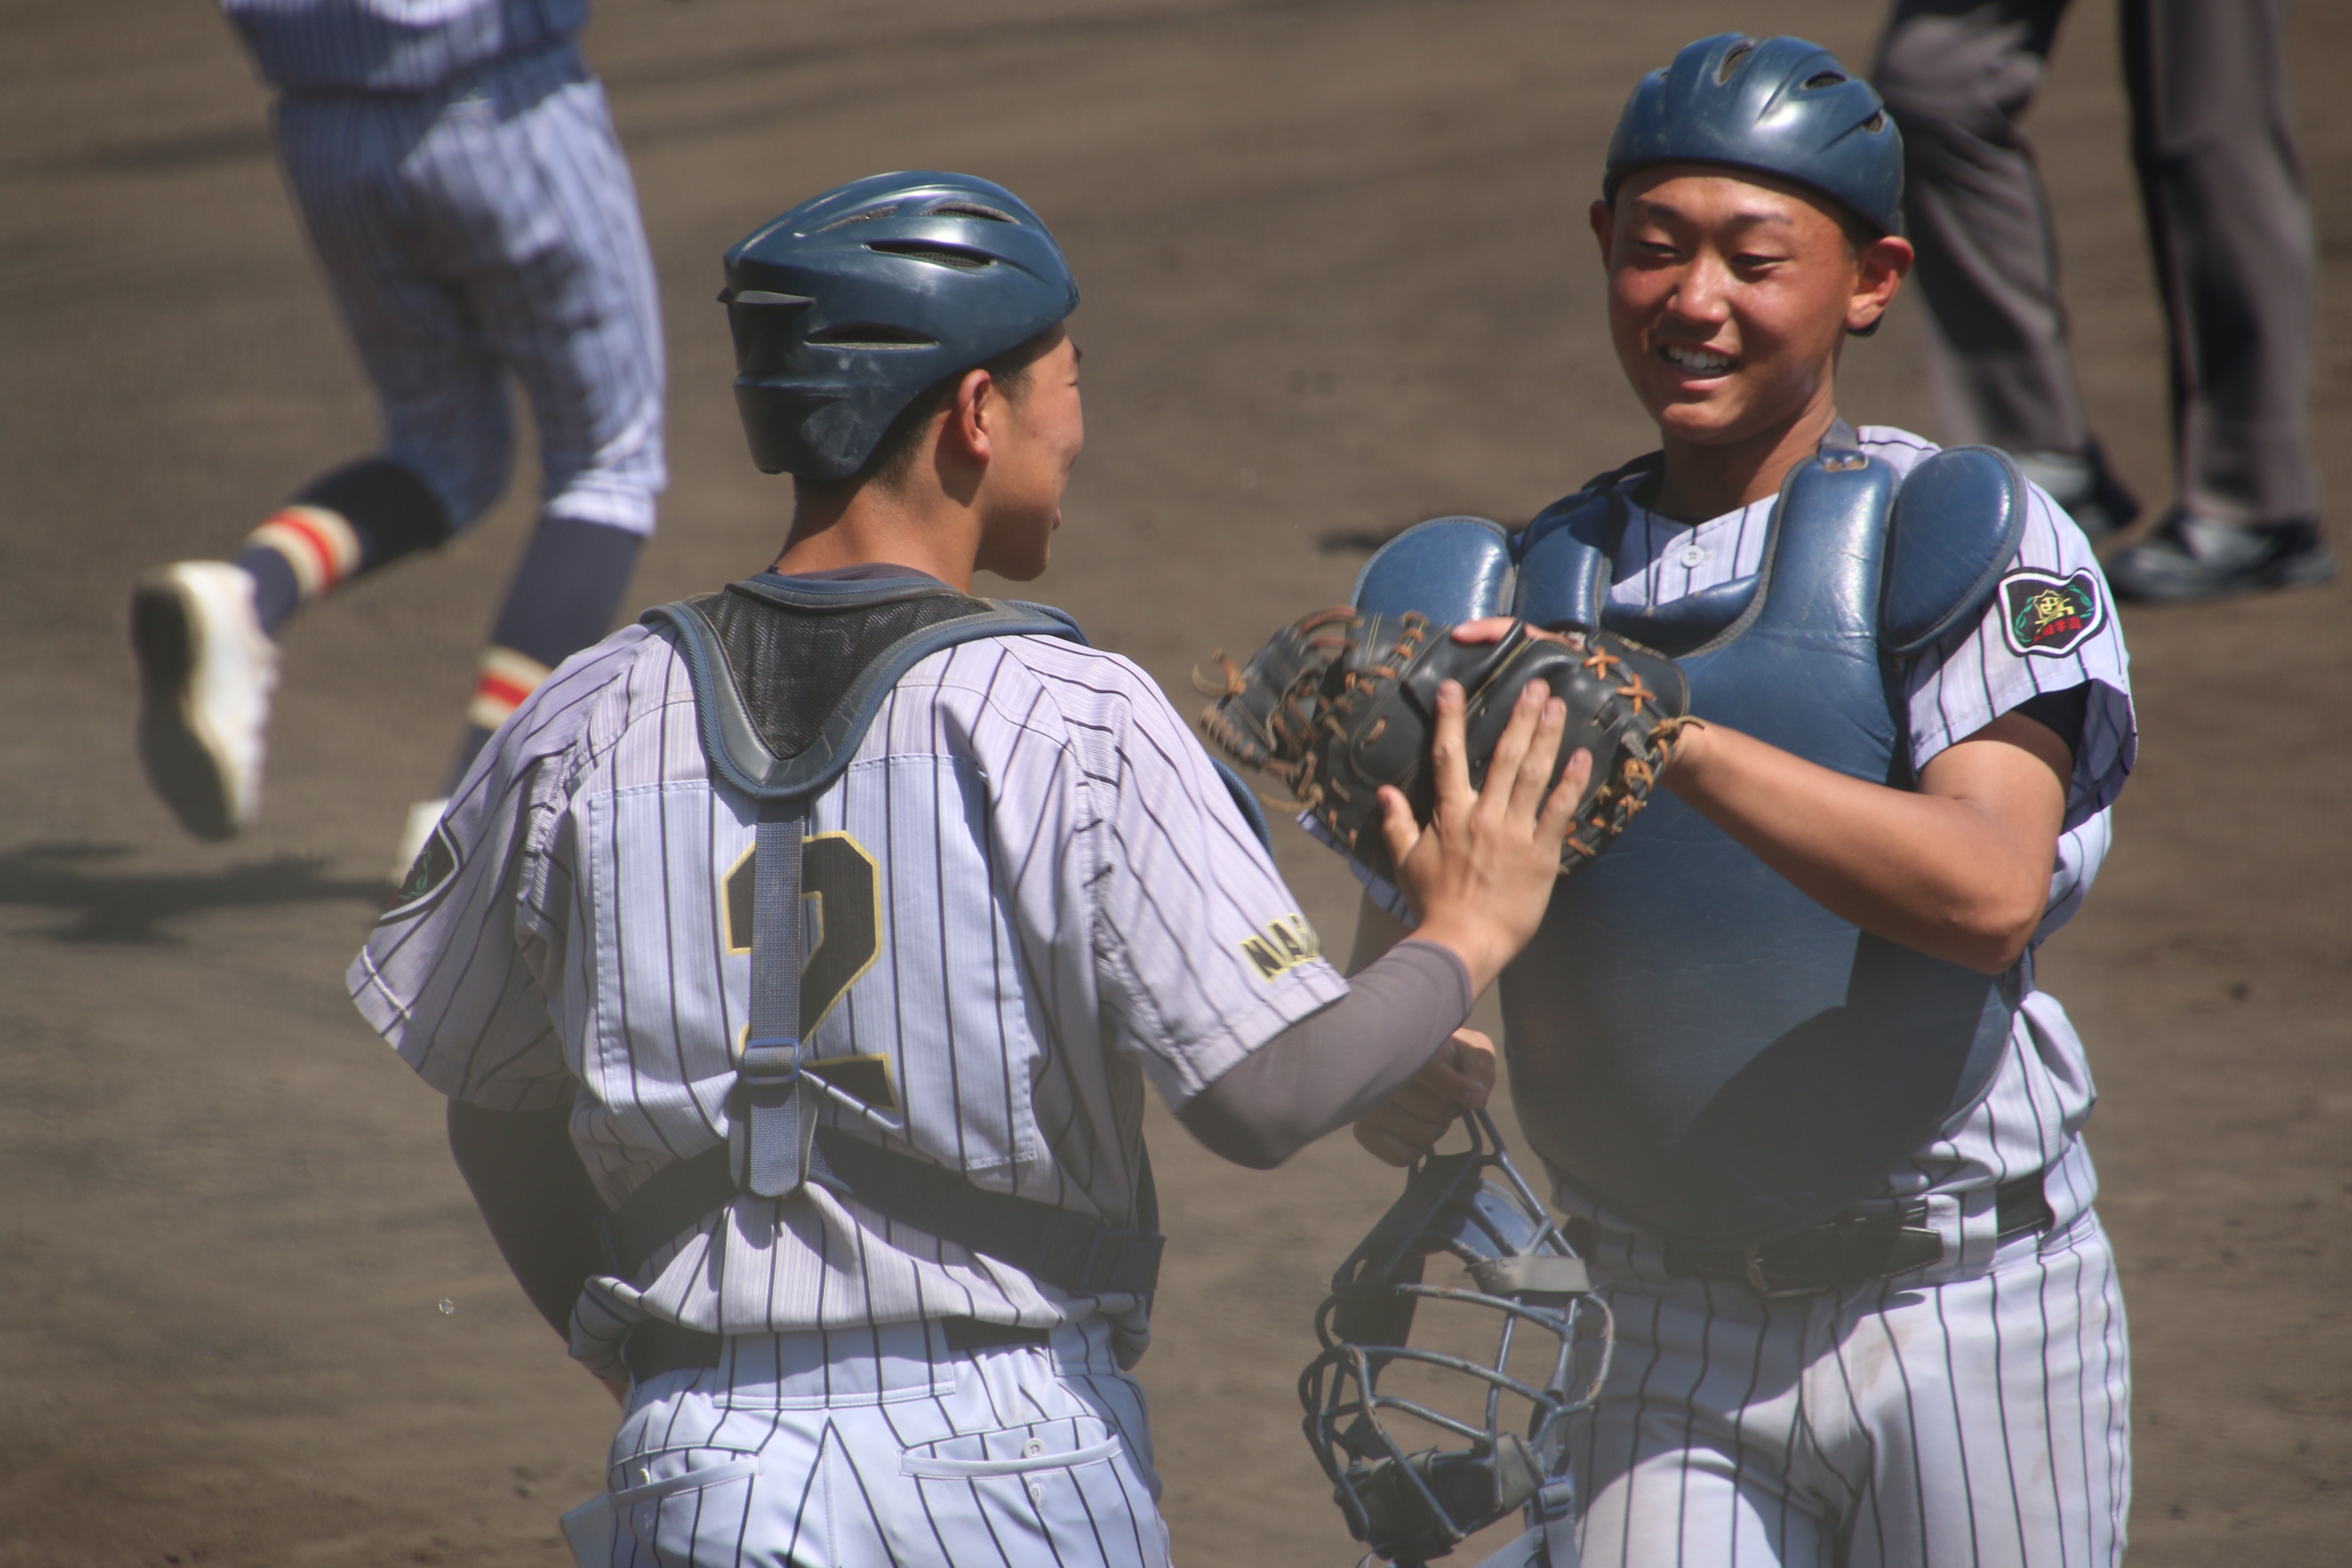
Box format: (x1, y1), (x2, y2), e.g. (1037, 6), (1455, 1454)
(390, 797), (450, 887)
(132, 562), (279, 840)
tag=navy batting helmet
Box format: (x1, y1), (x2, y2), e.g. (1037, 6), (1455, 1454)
(1604, 34), (1903, 238)
(1299, 1112), (1613, 1568)
(721, 172), (1080, 482)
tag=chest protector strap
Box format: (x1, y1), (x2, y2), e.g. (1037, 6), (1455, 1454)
(611, 573), (1191, 1297)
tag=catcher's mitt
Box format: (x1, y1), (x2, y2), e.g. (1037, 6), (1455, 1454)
(1197, 611), (1693, 882)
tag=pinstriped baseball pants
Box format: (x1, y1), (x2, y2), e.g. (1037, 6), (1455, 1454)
(1568, 1210), (2130, 1566)
(590, 1317), (1171, 1568)
(273, 43), (667, 538)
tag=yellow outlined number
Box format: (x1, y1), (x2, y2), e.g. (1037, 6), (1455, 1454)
(723, 832), (893, 1109)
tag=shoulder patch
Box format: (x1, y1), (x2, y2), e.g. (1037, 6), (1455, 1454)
(383, 818), (460, 919)
(1998, 567), (2106, 658)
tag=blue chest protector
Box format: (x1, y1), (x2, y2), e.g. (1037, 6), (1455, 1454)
(1354, 431), (2033, 1248)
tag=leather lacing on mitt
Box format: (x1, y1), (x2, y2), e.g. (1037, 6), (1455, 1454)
(1196, 608), (1699, 881)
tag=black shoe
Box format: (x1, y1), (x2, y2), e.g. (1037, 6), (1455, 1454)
(2104, 511), (2335, 602)
(2012, 442), (2140, 542)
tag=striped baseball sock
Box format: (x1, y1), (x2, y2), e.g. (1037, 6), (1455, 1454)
(466, 645), (555, 735)
(236, 504), (363, 632)
(232, 459), (453, 636)
(443, 514), (644, 790)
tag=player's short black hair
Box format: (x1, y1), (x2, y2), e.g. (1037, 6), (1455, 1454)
(799, 325), (1066, 499)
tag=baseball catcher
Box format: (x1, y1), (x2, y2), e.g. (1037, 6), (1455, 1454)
(1199, 606), (1693, 881)
(349, 170), (1601, 1568)
(1337, 34), (2140, 1568)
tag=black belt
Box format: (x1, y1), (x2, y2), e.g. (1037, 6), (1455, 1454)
(625, 1317), (1055, 1383)
(1574, 1173), (2054, 1299)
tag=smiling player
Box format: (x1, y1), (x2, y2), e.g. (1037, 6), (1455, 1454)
(1346, 35), (2137, 1567)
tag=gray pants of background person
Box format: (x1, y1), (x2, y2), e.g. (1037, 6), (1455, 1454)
(1875, 0), (2318, 527)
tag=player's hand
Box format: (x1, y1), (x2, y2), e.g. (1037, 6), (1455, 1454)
(1383, 673), (1589, 993)
(1353, 1028), (1499, 1166)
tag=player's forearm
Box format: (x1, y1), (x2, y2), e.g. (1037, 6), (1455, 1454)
(1177, 940), (1473, 1169)
(1662, 720), (2055, 973)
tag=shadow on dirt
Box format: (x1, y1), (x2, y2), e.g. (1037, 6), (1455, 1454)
(0, 843), (391, 943)
(1315, 527), (1392, 555)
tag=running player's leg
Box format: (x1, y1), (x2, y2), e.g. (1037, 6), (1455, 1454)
(131, 89), (503, 839)
(1833, 1214), (2132, 1567)
(273, 89), (514, 605)
(425, 56), (663, 789)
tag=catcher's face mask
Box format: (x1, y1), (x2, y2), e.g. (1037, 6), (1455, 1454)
(1299, 1112), (1613, 1567)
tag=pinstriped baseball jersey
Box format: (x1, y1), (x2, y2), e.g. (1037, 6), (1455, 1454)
(349, 609), (1345, 1376)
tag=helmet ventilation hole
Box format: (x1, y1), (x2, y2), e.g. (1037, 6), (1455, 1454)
(1716, 41), (1756, 83)
(813, 205), (900, 233)
(1865, 110), (1887, 132)
(1803, 70), (1849, 90)
(866, 240), (993, 270)
(923, 201), (1017, 224)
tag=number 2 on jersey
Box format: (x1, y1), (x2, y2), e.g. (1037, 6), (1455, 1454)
(723, 831), (882, 1035)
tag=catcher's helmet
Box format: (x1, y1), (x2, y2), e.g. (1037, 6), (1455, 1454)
(721, 172), (1080, 482)
(1300, 1112), (1612, 1567)
(1604, 34), (1903, 238)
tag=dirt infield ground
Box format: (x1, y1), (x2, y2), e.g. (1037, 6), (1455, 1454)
(1, 0), (2345, 1562)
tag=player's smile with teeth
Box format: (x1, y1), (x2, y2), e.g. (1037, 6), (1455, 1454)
(1660, 343), (1735, 375)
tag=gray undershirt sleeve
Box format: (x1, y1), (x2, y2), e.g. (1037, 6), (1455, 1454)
(1176, 940), (1475, 1170)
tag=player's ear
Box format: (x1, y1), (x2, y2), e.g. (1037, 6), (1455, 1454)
(942, 367), (996, 469)
(1847, 232), (1913, 334)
